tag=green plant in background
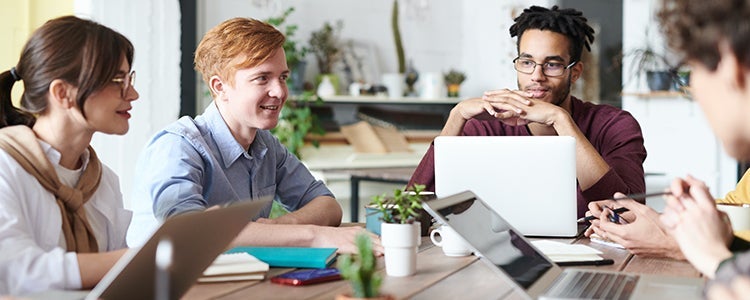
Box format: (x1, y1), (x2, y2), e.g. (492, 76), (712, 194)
(337, 233), (382, 298)
(392, 0), (405, 73)
(271, 91), (325, 159)
(265, 7), (308, 71)
(370, 184), (425, 224)
(309, 21), (343, 74)
(443, 69), (466, 85)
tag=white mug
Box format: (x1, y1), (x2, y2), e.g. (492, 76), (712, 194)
(430, 225), (471, 257)
(717, 203), (750, 231)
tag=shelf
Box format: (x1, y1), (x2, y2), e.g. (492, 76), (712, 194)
(621, 90), (691, 98)
(314, 95), (461, 105)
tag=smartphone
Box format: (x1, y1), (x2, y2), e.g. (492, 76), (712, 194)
(270, 268), (342, 286)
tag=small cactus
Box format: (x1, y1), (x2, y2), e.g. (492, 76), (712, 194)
(337, 233), (382, 298)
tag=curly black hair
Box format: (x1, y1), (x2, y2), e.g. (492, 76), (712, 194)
(509, 5), (595, 63)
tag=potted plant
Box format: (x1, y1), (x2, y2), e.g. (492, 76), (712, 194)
(370, 184), (426, 277)
(619, 30), (677, 92)
(265, 7), (308, 95)
(443, 69), (466, 97)
(336, 233), (394, 300)
(270, 91), (325, 159)
(309, 20), (343, 94)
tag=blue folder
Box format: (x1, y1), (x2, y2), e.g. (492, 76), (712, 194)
(226, 246), (338, 269)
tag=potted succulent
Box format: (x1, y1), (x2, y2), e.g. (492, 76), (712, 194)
(336, 233), (393, 300)
(309, 20), (343, 94)
(443, 69), (467, 97)
(370, 184), (426, 277)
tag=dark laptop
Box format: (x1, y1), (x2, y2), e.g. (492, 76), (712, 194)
(87, 197), (271, 300)
(422, 191), (704, 300)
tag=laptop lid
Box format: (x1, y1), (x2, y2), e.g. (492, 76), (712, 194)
(422, 191), (566, 299)
(423, 191), (704, 300)
(434, 136), (577, 237)
(87, 197), (271, 300)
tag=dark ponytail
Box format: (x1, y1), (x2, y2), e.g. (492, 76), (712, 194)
(0, 70), (35, 128)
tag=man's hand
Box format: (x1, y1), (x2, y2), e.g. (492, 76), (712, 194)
(661, 176), (733, 278)
(585, 194), (684, 259)
(481, 89), (566, 127)
(311, 226), (384, 256)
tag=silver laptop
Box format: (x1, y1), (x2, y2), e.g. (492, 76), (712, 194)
(434, 136), (577, 237)
(422, 191), (703, 300)
(86, 197), (271, 300)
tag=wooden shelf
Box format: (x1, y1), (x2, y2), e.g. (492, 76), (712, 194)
(621, 89), (691, 98)
(313, 95), (461, 105)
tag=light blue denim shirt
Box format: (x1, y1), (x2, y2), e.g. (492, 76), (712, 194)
(131, 102), (333, 225)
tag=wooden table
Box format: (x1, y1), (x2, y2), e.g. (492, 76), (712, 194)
(183, 235), (701, 300)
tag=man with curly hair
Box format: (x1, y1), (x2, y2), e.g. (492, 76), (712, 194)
(409, 5), (647, 218)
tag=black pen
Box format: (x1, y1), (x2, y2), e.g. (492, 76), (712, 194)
(556, 258), (615, 267)
(576, 191), (672, 223)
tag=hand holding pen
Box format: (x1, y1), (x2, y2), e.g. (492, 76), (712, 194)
(578, 191), (673, 223)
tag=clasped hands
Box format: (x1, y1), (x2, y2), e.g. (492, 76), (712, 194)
(455, 89), (564, 126)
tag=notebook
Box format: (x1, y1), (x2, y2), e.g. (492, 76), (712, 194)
(422, 191), (703, 300)
(199, 253), (269, 283)
(85, 197), (272, 300)
(227, 246), (338, 269)
(434, 136), (578, 237)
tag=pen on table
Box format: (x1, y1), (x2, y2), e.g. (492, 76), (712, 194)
(576, 191), (672, 223)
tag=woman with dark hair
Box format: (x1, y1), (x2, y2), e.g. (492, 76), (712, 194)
(0, 16), (138, 295)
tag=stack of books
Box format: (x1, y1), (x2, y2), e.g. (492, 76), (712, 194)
(199, 252), (270, 283)
(226, 246), (338, 269)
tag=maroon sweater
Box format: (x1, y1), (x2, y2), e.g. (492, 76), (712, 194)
(408, 97), (647, 218)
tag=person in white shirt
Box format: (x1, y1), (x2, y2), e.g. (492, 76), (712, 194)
(0, 16), (139, 295)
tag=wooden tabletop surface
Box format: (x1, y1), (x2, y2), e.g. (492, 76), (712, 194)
(183, 233), (702, 300)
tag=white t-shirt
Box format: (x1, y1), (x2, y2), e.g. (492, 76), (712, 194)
(0, 141), (131, 296)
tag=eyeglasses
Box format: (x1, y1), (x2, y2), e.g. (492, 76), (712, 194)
(111, 70), (136, 98)
(512, 58), (576, 77)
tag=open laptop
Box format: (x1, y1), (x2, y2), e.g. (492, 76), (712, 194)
(434, 136), (577, 237)
(69, 197), (270, 300)
(422, 191), (703, 300)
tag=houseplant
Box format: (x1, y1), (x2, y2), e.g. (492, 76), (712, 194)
(270, 91), (325, 159)
(443, 69), (466, 97)
(370, 184), (426, 277)
(623, 42), (674, 91)
(336, 233), (393, 300)
(309, 20), (343, 94)
(265, 7), (308, 94)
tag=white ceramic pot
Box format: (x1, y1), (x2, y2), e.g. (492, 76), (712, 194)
(381, 73), (404, 98)
(380, 223), (419, 277)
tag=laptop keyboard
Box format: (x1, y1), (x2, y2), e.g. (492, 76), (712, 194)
(544, 271), (639, 300)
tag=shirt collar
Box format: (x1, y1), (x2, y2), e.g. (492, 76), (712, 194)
(202, 102), (269, 167)
(38, 139), (90, 170)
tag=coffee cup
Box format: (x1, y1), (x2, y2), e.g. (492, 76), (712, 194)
(430, 225), (472, 257)
(717, 203), (750, 231)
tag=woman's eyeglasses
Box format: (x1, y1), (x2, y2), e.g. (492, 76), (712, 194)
(111, 70), (136, 98)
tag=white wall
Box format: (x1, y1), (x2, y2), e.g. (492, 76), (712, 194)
(75, 0), (182, 209)
(197, 0), (555, 102)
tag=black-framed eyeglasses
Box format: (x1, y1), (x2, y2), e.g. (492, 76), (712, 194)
(111, 70), (135, 98)
(512, 57), (576, 77)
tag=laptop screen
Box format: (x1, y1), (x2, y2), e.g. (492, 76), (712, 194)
(434, 136), (577, 237)
(430, 195), (553, 289)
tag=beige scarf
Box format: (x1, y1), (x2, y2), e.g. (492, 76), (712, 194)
(0, 125), (101, 253)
